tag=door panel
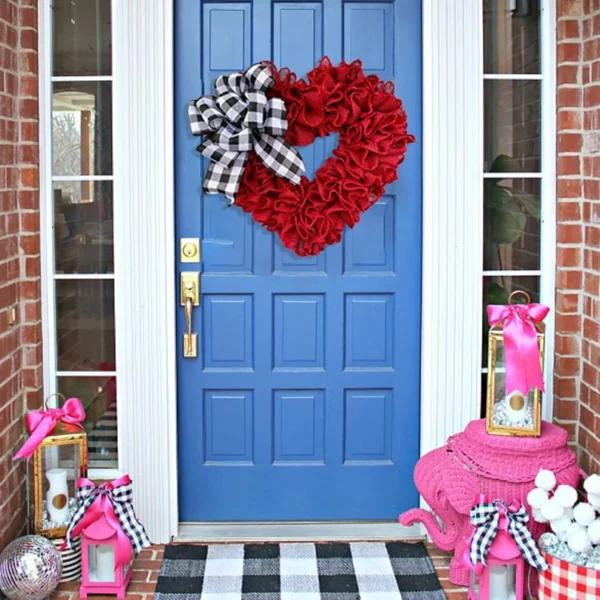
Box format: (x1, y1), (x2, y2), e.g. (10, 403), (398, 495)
(175, 0), (422, 521)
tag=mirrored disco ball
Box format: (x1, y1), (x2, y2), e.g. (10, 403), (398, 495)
(0, 535), (62, 600)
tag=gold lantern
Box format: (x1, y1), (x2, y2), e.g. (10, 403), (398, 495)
(486, 291), (544, 437)
(33, 394), (88, 538)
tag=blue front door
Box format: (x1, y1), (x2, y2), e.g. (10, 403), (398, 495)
(175, 0), (422, 522)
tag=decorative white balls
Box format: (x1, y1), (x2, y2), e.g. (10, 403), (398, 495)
(584, 474), (600, 496)
(527, 487), (549, 509)
(541, 498), (565, 522)
(573, 502), (596, 527)
(588, 493), (600, 509)
(588, 519), (600, 545)
(550, 516), (573, 534)
(530, 469), (600, 563)
(568, 526), (593, 554)
(535, 469), (557, 492)
(554, 484), (578, 508)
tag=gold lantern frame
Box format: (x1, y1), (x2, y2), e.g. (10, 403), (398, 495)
(485, 291), (545, 438)
(33, 394), (88, 538)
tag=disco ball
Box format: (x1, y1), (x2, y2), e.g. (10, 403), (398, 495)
(0, 535), (62, 600)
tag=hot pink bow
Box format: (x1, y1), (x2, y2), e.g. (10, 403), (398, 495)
(487, 302), (549, 395)
(67, 475), (135, 568)
(13, 397), (86, 461)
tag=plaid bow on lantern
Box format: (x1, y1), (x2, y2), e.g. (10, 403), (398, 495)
(189, 62), (305, 202)
(64, 475), (151, 566)
(470, 500), (548, 571)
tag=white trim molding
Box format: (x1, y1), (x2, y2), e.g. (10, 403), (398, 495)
(112, 0), (178, 543)
(420, 0), (484, 456)
(540, 0), (558, 421)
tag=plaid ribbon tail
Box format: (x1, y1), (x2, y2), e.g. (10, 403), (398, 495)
(507, 509), (549, 571)
(109, 483), (152, 556)
(64, 487), (99, 550)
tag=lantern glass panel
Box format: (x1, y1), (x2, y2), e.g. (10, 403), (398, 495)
(36, 434), (86, 536)
(486, 329), (543, 436)
(87, 544), (116, 583)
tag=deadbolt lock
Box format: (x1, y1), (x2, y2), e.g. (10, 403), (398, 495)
(180, 238), (201, 263)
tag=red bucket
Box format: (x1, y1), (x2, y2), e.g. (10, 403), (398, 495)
(538, 550), (600, 599)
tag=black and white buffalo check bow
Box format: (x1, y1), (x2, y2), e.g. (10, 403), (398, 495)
(189, 62), (305, 202)
(470, 500), (548, 571)
(65, 477), (151, 559)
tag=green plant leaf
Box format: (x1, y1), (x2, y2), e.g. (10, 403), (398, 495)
(489, 154), (522, 173)
(484, 183), (527, 244)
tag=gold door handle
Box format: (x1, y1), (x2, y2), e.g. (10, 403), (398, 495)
(181, 273), (200, 358)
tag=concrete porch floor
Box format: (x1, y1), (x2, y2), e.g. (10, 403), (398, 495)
(52, 542), (469, 599)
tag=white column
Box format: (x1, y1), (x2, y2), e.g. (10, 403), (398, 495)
(112, 0), (178, 542)
(420, 1), (484, 456)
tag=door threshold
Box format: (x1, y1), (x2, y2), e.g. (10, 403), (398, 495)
(176, 521), (424, 543)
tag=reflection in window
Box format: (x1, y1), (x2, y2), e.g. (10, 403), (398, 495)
(52, 83), (113, 176)
(54, 181), (114, 274)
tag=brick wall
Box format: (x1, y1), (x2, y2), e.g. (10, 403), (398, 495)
(0, 0), (41, 550)
(555, 0), (600, 475)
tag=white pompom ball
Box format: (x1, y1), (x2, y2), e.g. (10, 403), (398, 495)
(556, 529), (570, 542)
(567, 527), (593, 554)
(554, 484), (579, 508)
(550, 516), (573, 534)
(532, 507), (548, 523)
(573, 502), (597, 527)
(541, 498), (565, 522)
(587, 519), (600, 545)
(527, 488), (549, 509)
(584, 474), (600, 495)
(588, 493), (600, 509)
(535, 469), (557, 492)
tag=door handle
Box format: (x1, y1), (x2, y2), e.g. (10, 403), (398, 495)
(181, 273), (200, 358)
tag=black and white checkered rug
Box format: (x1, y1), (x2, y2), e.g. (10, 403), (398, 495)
(154, 542), (445, 599)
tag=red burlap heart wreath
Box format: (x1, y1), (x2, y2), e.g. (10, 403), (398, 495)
(235, 57), (415, 256)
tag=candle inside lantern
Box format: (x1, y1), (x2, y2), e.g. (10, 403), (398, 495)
(489, 564), (515, 600)
(505, 391), (528, 425)
(95, 545), (116, 582)
(46, 468), (69, 524)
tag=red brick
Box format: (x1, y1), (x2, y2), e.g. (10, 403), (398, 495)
(558, 42), (582, 63)
(558, 155), (582, 175)
(558, 64), (580, 85)
(558, 133), (583, 154)
(557, 223), (583, 243)
(557, 109), (582, 130)
(557, 200), (582, 220)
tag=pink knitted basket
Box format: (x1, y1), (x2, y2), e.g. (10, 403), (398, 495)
(447, 420), (580, 541)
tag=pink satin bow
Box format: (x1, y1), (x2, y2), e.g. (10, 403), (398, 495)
(487, 302), (549, 395)
(13, 397), (86, 461)
(68, 475), (134, 568)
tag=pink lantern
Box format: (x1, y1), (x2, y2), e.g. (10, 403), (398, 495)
(468, 513), (525, 600)
(79, 515), (133, 599)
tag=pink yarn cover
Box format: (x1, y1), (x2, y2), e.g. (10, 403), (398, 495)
(400, 419), (580, 589)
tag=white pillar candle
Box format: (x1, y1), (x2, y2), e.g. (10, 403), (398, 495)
(46, 468), (69, 524)
(489, 565), (512, 600)
(505, 391), (528, 424)
(96, 545), (116, 582)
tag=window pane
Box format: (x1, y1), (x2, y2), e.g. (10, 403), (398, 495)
(53, 0), (112, 76)
(58, 376), (118, 469)
(56, 280), (115, 371)
(482, 275), (540, 368)
(483, 0), (540, 74)
(54, 181), (114, 274)
(484, 80), (541, 172)
(52, 82), (113, 176)
(484, 178), (540, 271)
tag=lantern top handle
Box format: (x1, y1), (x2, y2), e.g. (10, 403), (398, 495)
(43, 393), (68, 411)
(508, 290), (531, 305)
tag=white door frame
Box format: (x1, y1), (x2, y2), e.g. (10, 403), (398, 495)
(109, 0), (484, 544)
